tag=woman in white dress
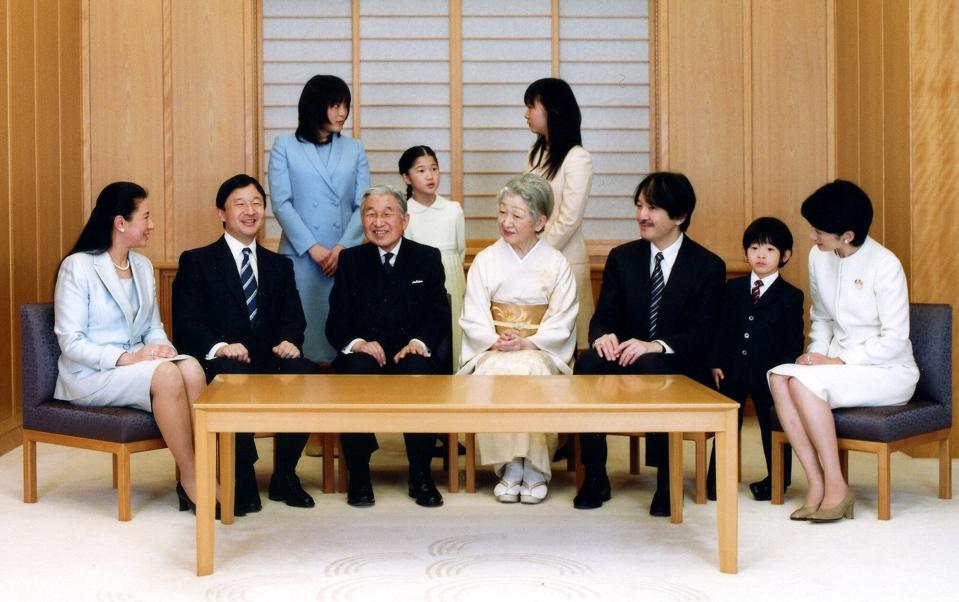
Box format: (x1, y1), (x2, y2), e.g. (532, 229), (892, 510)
(768, 180), (918, 522)
(524, 78), (594, 350)
(458, 174), (579, 504)
(54, 182), (207, 511)
(399, 145), (466, 369)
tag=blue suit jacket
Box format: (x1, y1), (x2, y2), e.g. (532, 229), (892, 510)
(268, 132), (370, 256)
(53, 251), (172, 400)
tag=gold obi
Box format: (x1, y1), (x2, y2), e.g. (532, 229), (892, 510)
(490, 302), (548, 338)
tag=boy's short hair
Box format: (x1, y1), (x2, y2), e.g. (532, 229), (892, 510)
(742, 217), (793, 266)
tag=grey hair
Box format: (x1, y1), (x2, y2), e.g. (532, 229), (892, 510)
(362, 184), (407, 214)
(496, 173), (554, 228)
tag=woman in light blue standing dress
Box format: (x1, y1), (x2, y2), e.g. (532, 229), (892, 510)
(268, 75), (371, 362)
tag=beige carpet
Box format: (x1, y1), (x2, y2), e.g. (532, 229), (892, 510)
(2, 420), (957, 601)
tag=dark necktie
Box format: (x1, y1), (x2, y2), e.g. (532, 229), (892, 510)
(752, 279), (764, 304)
(648, 252), (664, 339)
(241, 248), (258, 321)
(383, 251), (394, 274)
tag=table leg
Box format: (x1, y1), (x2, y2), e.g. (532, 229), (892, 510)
(448, 433), (459, 493)
(195, 412), (216, 576)
(716, 408), (739, 574)
(219, 433), (235, 525)
(668, 432), (683, 524)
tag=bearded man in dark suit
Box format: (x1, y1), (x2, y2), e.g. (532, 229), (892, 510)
(172, 174), (317, 517)
(573, 172), (726, 517)
(326, 184), (451, 509)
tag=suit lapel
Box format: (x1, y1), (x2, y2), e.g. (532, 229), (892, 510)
(659, 238), (695, 326)
(93, 253), (134, 329)
(297, 137), (336, 193)
(129, 253), (152, 333)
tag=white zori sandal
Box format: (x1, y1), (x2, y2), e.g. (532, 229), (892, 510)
(520, 459), (548, 504)
(494, 459), (524, 503)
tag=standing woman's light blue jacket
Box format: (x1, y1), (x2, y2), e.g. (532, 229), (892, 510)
(268, 132), (370, 362)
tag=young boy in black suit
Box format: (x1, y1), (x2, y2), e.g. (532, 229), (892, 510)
(706, 217), (804, 501)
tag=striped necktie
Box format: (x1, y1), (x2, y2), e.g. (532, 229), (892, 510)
(752, 279), (764, 304)
(648, 252), (665, 339)
(241, 248), (258, 321)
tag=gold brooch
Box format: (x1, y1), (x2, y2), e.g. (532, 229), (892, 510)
(854, 279), (864, 288)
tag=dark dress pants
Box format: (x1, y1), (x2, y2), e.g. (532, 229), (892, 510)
(574, 349), (675, 478)
(331, 351), (439, 477)
(203, 355), (316, 487)
(706, 370), (792, 488)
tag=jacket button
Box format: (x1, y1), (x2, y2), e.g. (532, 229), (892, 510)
(312, 202), (318, 207)
(741, 350), (748, 355)
(748, 315), (755, 321)
(743, 333), (750, 339)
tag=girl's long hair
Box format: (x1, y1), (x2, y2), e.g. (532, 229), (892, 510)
(525, 78), (582, 181)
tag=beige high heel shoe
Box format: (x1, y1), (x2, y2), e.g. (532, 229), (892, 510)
(808, 490), (855, 523)
(789, 504), (819, 521)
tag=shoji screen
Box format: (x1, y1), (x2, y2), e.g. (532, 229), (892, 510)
(262, 0), (649, 244)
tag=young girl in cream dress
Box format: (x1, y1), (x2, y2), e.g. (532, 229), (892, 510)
(399, 146), (466, 369)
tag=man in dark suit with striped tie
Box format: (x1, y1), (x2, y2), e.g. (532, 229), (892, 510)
(573, 172), (726, 517)
(172, 174), (317, 517)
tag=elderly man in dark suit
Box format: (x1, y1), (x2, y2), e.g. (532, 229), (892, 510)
(573, 172), (726, 517)
(326, 184), (451, 509)
(172, 174), (317, 517)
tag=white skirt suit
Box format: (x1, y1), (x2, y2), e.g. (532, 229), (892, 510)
(769, 237), (919, 408)
(54, 252), (187, 412)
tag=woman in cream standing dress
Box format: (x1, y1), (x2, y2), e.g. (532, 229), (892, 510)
(768, 180), (918, 523)
(523, 77), (594, 350)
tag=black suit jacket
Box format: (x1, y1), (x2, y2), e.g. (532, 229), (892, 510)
(589, 236), (726, 378)
(171, 236), (307, 360)
(710, 274), (805, 383)
(326, 238), (450, 355)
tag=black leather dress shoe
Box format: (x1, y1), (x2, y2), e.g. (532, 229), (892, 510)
(649, 487), (671, 517)
(269, 472), (315, 508)
(573, 473), (612, 509)
(234, 494), (262, 517)
(408, 474), (444, 507)
(749, 479), (773, 501)
(347, 479), (375, 507)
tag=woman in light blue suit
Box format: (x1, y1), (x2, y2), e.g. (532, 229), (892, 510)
(269, 75), (371, 362)
(54, 182), (207, 510)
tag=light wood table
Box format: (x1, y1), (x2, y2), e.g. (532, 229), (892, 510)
(193, 374), (740, 575)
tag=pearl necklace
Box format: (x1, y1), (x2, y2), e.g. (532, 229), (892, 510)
(112, 258), (130, 270)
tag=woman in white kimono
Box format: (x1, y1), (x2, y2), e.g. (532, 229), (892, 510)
(458, 174), (578, 504)
(768, 180), (918, 523)
(54, 182), (207, 512)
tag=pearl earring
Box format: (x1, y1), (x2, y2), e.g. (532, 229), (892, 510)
(120, 228), (126, 233)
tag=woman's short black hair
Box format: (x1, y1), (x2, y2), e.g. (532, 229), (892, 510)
(68, 181), (148, 256)
(295, 74), (352, 145)
(800, 179), (873, 246)
(216, 174), (267, 210)
(743, 217), (794, 266)
(633, 172), (696, 232)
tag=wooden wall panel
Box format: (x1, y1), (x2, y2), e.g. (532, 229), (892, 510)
(881, 0), (910, 268)
(0, 0), (84, 454)
(751, 0), (830, 292)
(661, 0), (746, 264)
(60, 0), (85, 256)
(171, 0), (256, 257)
(87, 0), (166, 260)
(0, 0), (12, 435)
